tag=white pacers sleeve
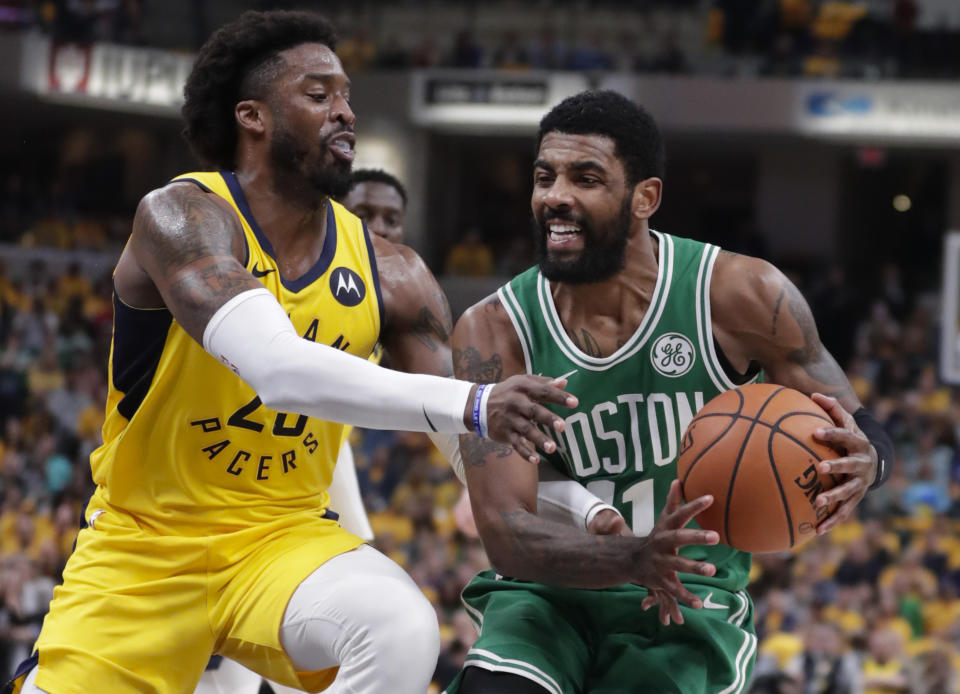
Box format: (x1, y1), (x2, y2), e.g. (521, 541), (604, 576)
(203, 288), (474, 434)
(426, 431), (620, 531)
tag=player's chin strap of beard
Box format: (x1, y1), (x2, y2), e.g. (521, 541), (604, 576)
(853, 407), (894, 490)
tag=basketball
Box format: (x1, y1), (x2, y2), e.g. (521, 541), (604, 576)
(677, 383), (840, 553)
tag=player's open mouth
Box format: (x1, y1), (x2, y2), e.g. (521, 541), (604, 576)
(547, 222), (582, 248)
(328, 133), (355, 162)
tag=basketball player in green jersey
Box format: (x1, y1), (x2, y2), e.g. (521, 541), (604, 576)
(446, 90), (893, 694)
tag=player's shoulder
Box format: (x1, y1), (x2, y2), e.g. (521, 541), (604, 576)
(711, 250), (785, 304)
(456, 292), (515, 342)
(710, 250), (792, 328)
(369, 235), (432, 285)
(135, 178), (236, 227)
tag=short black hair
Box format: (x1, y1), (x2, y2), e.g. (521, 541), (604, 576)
(181, 10), (338, 170)
(348, 169), (408, 207)
(537, 90), (665, 185)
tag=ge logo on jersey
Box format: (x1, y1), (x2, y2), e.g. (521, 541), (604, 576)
(650, 332), (695, 377)
(330, 267), (366, 307)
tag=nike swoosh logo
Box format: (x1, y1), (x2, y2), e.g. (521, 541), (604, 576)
(422, 406), (437, 432)
(251, 263), (275, 278)
(702, 592), (726, 610)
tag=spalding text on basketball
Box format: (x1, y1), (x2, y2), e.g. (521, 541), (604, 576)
(794, 462), (831, 522)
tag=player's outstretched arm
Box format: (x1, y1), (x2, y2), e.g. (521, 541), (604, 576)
(454, 296), (719, 622)
(120, 184), (569, 443)
(711, 252), (894, 531)
(373, 238), (577, 459)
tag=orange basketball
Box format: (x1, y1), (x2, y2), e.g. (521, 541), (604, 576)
(677, 383), (839, 553)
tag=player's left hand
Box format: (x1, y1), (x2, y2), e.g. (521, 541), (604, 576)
(809, 393), (877, 534)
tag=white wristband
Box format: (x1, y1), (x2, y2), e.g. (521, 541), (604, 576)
(584, 503), (621, 531)
(477, 383), (494, 438)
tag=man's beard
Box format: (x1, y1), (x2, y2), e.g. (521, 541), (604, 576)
(535, 196), (632, 284)
(269, 124), (352, 199)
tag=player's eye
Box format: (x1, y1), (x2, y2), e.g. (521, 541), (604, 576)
(308, 93), (327, 102)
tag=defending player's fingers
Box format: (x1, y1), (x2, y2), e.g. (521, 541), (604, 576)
(500, 374), (577, 410)
(510, 435), (538, 464)
(527, 402), (567, 435)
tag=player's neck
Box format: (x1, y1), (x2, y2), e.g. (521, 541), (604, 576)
(234, 165), (331, 272)
(551, 228), (659, 344)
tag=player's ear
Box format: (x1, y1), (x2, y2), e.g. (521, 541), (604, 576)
(632, 177), (662, 220)
(236, 100), (268, 136)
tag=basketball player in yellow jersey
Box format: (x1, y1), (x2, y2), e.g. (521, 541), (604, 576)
(192, 170), (410, 694)
(11, 10), (578, 694)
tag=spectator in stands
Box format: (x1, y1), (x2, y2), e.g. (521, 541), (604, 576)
(449, 29), (485, 69)
(861, 627), (909, 693)
(491, 31), (528, 70)
(527, 25), (567, 70)
(444, 228), (494, 277)
(795, 621), (862, 694)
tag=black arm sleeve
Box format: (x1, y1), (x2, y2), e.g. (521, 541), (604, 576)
(853, 407), (894, 490)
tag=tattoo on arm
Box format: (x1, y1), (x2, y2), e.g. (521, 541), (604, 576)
(134, 186), (255, 341)
(784, 281), (854, 399)
(454, 345), (512, 465)
(410, 302), (451, 353)
(771, 285), (785, 336)
(453, 346), (504, 383)
(460, 433), (514, 467)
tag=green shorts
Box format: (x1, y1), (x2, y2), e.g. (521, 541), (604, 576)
(444, 572), (756, 694)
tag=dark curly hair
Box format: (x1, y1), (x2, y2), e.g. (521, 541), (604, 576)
(181, 10), (338, 170)
(347, 169), (408, 207)
(537, 90), (665, 186)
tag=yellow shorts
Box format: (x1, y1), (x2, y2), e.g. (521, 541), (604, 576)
(31, 504), (364, 694)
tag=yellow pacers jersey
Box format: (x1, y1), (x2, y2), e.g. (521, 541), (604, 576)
(89, 171), (382, 534)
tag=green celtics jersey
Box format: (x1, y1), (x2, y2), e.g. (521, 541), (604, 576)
(499, 231), (760, 593)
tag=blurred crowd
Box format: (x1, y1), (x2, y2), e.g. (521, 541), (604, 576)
(0, 230), (955, 693)
(2, 0), (960, 80)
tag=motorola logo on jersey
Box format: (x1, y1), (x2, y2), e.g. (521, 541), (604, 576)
(650, 332), (696, 377)
(330, 267), (366, 307)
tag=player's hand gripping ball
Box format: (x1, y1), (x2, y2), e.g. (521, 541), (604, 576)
(677, 384), (839, 553)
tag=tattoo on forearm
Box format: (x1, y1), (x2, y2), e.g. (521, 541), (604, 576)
(460, 433), (513, 467)
(785, 282), (854, 399)
(570, 328), (602, 357)
(453, 347), (503, 382)
(771, 285), (785, 336)
(498, 508), (621, 582)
